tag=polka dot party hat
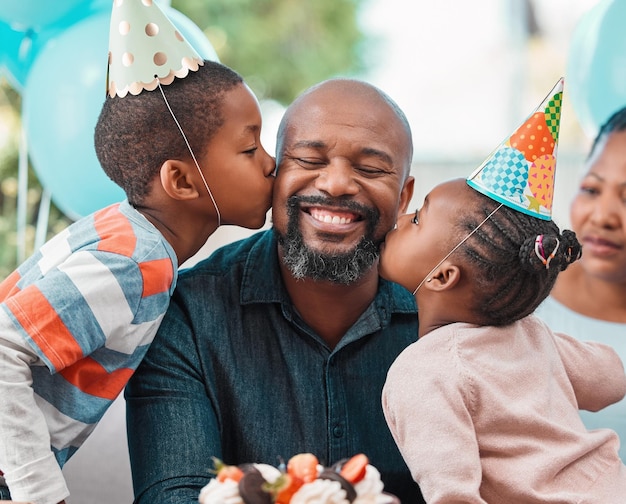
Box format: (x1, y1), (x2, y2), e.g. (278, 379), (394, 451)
(467, 78), (563, 221)
(106, 0), (204, 98)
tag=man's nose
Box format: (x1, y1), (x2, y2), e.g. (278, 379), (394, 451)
(314, 159), (359, 196)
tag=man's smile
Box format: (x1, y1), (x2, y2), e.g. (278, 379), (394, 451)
(308, 207), (359, 225)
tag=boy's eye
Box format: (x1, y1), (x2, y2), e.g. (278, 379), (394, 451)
(411, 209), (419, 224)
(243, 147), (258, 155)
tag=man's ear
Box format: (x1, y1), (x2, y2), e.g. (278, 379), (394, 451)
(159, 160), (200, 200)
(399, 176), (415, 214)
(425, 263), (461, 292)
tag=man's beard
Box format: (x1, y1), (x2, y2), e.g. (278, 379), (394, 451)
(275, 195), (381, 285)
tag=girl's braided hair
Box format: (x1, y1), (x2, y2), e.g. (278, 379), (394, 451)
(457, 190), (582, 326)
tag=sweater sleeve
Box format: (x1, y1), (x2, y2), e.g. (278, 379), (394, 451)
(553, 330), (626, 412)
(0, 310), (69, 504)
(0, 251), (147, 504)
(382, 333), (488, 504)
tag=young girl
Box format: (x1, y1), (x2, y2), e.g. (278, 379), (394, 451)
(380, 177), (626, 503)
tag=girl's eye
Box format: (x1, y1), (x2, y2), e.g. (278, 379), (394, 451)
(411, 209), (419, 224)
(243, 147), (258, 155)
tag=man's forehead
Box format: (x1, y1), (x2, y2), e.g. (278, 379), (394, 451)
(286, 98), (398, 137)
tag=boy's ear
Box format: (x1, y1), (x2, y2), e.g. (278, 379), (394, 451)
(425, 263), (461, 292)
(159, 160), (200, 200)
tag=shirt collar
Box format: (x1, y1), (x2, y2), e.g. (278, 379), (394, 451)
(240, 229), (416, 316)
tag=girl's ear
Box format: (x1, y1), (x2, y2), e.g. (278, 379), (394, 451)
(425, 263), (461, 292)
(159, 160), (201, 200)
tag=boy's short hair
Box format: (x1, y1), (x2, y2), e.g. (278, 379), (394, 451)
(94, 60), (243, 205)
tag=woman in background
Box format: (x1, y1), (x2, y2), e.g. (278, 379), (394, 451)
(536, 105), (626, 461)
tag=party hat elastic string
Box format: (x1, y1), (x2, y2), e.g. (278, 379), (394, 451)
(156, 78), (221, 226)
(412, 203), (503, 295)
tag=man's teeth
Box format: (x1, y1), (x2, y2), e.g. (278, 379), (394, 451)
(313, 213), (352, 224)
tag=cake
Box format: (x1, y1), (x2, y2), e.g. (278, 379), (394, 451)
(198, 453), (400, 504)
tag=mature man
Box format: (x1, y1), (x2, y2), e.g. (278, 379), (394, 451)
(125, 78), (424, 503)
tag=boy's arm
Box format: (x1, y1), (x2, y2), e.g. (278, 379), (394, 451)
(554, 331), (626, 411)
(0, 311), (70, 504)
(0, 250), (149, 504)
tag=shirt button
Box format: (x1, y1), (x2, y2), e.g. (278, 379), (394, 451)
(333, 425), (344, 438)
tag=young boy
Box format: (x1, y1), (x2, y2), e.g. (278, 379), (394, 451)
(380, 79), (626, 503)
(0, 2), (274, 503)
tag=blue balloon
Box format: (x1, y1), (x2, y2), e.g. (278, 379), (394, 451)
(0, 0), (111, 91)
(0, 21), (28, 89)
(164, 7), (220, 62)
(23, 11), (125, 220)
(0, 22), (53, 91)
(0, 0), (85, 31)
(567, 0), (626, 138)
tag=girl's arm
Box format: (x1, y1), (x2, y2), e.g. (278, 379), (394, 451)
(554, 331), (626, 411)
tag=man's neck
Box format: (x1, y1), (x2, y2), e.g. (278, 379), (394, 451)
(279, 261), (380, 349)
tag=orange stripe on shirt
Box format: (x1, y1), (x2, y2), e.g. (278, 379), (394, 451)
(0, 269), (22, 302)
(94, 205), (137, 257)
(59, 357), (134, 400)
(4, 285), (83, 370)
(139, 258), (174, 297)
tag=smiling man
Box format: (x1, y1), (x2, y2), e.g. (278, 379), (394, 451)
(125, 79), (425, 504)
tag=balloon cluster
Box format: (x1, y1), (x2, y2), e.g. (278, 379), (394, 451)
(567, 0), (626, 140)
(0, 0), (219, 219)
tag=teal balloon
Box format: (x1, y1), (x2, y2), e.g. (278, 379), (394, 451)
(23, 11), (125, 220)
(0, 0), (110, 91)
(567, 0), (626, 138)
(0, 21), (30, 90)
(0, 22), (59, 91)
(0, 0), (84, 31)
(164, 7), (220, 62)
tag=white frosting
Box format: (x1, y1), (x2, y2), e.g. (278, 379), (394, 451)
(354, 465), (394, 503)
(253, 463), (282, 484)
(290, 479), (350, 504)
(198, 478), (243, 504)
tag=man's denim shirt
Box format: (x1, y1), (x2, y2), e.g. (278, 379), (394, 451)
(126, 229), (423, 504)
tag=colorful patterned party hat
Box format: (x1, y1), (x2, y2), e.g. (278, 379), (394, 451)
(467, 78), (564, 220)
(106, 0), (204, 98)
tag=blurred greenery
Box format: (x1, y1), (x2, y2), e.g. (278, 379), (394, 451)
(0, 0), (368, 278)
(172, 0), (369, 103)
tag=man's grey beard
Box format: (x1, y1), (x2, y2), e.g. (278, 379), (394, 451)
(275, 195), (381, 285)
